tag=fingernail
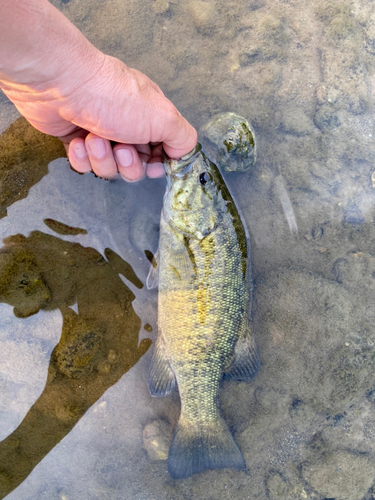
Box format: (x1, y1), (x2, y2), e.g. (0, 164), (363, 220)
(115, 148), (133, 167)
(87, 138), (107, 159)
(72, 142), (88, 159)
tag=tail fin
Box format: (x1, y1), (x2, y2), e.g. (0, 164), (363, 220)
(168, 416), (245, 480)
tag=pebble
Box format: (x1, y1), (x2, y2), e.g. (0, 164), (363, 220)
(152, 0), (169, 14)
(187, 1), (216, 29)
(143, 420), (172, 461)
(314, 104), (341, 131)
(97, 360), (111, 374)
(107, 349), (117, 363)
(281, 107), (315, 136)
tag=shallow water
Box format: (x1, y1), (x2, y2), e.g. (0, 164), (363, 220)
(1, 0), (375, 499)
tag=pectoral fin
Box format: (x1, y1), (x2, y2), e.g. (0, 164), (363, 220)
(223, 328), (260, 381)
(148, 334), (176, 397)
(146, 249), (159, 290)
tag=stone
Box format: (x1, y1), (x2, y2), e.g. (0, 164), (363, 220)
(152, 0), (169, 14)
(200, 112), (256, 172)
(143, 420), (172, 461)
(281, 107), (315, 136)
(187, 1), (216, 30)
(314, 104), (341, 131)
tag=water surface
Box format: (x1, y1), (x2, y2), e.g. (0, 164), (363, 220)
(1, 1), (375, 499)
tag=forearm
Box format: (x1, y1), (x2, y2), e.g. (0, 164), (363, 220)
(0, 0), (101, 93)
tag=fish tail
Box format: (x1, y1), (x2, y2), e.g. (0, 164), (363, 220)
(168, 416), (246, 480)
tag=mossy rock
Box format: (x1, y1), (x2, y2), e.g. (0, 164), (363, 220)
(199, 112), (256, 173)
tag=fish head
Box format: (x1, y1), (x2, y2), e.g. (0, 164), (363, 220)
(163, 144), (227, 240)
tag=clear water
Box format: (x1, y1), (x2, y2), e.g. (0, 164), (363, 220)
(1, 0), (375, 499)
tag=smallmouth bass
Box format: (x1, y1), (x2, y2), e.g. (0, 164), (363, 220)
(147, 143), (260, 479)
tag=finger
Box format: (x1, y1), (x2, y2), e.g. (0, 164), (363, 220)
(68, 137), (92, 173)
(150, 143), (163, 161)
(134, 143), (152, 164)
(113, 144), (146, 182)
(146, 144), (165, 178)
(85, 133), (118, 178)
(147, 161), (165, 179)
(163, 117), (198, 159)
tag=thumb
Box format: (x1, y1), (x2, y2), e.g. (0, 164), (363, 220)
(161, 112), (198, 160)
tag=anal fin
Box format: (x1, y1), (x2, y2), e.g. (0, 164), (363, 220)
(223, 327), (261, 381)
(148, 334), (176, 397)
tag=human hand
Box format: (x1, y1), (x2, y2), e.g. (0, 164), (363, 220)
(0, 0), (197, 182)
(2, 54), (197, 182)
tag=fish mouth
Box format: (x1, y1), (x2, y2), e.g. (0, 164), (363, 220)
(163, 143), (202, 177)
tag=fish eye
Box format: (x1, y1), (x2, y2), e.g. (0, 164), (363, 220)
(198, 171), (213, 186)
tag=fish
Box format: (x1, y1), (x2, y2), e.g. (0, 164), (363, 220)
(146, 143), (260, 480)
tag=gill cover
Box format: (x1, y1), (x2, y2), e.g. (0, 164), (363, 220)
(163, 144), (226, 240)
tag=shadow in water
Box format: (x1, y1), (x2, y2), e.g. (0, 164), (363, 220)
(0, 228), (151, 499)
(0, 117), (66, 220)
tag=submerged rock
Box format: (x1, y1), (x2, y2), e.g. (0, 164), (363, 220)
(314, 104), (341, 131)
(200, 112), (256, 172)
(187, 1), (217, 32)
(152, 0), (169, 14)
(281, 107), (315, 136)
(143, 420), (172, 461)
